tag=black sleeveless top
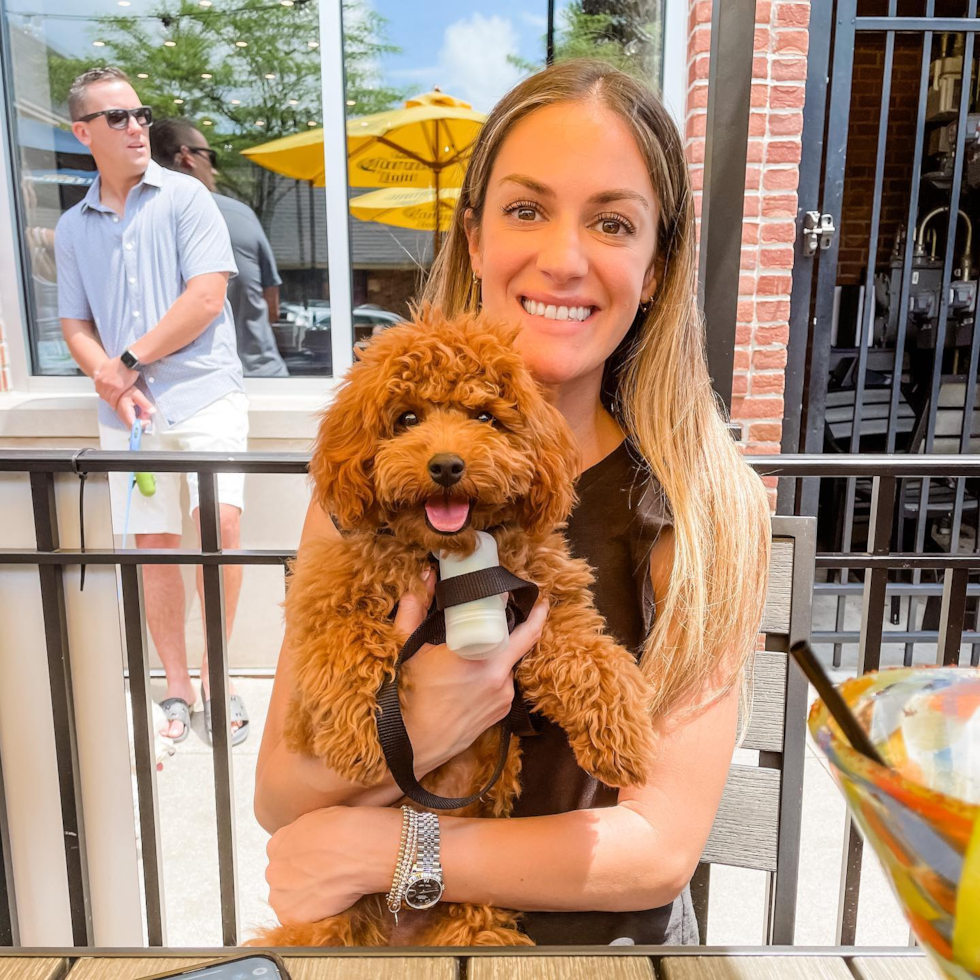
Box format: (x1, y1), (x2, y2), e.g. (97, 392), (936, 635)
(511, 438), (698, 945)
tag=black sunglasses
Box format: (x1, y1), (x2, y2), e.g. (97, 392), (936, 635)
(186, 145), (218, 167)
(79, 106), (154, 130)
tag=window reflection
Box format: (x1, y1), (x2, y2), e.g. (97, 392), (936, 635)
(339, 0), (665, 325)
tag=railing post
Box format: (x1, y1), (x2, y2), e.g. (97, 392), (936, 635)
(120, 564), (167, 946)
(29, 471), (92, 947)
(197, 471), (240, 946)
(0, 746), (16, 947)
(837, 475), (896, 946)
(937, 568), (968, 667)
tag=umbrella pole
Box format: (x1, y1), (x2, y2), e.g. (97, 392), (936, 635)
(433, 165), (441, 262)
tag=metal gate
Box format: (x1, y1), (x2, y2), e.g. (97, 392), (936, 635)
(783, 0), (980, 944)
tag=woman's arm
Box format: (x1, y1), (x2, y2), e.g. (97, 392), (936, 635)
(265, 529), (741, 922)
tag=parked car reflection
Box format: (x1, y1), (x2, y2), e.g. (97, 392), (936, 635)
(272, 302), (404, 376)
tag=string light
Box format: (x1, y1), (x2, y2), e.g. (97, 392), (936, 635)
(201, 72), (212, 78)
(117, 1), (131, 6)
(307, 120), (316, 126)
(230, 99), (241, 105)
(202, 120), (213, 126)
(345, 99), (356, 106)
(92, 39), (105, 46)
(264, 73), (276, 79)
(287, 99), (298, 105)
(199, 0), (212, 6)
(307, 40), (318, 48)
(164, 39), (177, 46)
(137, 72), (149, 78)
(235, 39), (247, 47)
(255, 119), (265, 126)
(173, 98), (184, 104)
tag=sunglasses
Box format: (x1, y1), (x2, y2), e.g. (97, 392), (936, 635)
(79, 106), (154, 130)
(186, 145), (219, 167)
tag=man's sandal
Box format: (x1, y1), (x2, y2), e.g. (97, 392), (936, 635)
(204, 694), (250, 747)
(158, 697), (192, 744)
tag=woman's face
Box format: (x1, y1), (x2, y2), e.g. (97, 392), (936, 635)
(465, 100), (660, 389)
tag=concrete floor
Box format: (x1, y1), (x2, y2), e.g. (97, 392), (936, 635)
(139, 583), (946, 948)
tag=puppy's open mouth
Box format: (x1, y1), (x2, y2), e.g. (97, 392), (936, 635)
(424, 495), (473, 534)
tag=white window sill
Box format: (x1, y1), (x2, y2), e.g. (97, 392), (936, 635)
(0, 386), (340, 440)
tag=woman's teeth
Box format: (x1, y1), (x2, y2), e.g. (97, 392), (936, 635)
(521, 297), (593, 322)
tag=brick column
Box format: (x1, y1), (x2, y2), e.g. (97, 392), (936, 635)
(685, 0), (810, 486)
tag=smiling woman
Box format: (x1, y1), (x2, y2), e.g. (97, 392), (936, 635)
(256, 57), (770, 949)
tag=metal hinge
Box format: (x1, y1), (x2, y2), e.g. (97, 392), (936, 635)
(803, 211), (836, 255)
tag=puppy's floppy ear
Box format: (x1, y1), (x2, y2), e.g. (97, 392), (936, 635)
(509, 366), (581, 536)
(309, 361), (383, 530)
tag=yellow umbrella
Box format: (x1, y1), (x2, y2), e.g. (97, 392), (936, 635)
(240, 89), (485, 189)
(348, 186), (460, 233)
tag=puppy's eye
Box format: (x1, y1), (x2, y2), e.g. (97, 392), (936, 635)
(475, 411), (497, 425)
(395, 411), (420, 429)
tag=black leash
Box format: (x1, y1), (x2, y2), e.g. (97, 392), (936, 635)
(376, 565), (538, 810)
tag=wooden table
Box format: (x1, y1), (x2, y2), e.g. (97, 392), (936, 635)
(0, 948), (945, 980)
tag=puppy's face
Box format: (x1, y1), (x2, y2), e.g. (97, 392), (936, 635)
(310, 307), (580, 555)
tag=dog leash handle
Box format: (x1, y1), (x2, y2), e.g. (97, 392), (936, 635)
(376, 565), (538, 810)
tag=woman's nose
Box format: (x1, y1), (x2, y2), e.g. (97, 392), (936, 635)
(535, 217), (589, 283)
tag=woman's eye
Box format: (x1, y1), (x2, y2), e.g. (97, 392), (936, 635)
(475, 411), (496, 425)
(503, 200), (540, 222)
(395, 411), (420, 428)
(595, 213), (635, 236)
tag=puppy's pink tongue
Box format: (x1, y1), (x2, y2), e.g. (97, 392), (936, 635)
(425, 495), (470, 532)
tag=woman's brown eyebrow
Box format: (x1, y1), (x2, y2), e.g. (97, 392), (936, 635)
(499, 174), (649, 210)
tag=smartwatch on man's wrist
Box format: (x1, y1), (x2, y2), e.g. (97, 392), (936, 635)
(120, 348), (142, 371)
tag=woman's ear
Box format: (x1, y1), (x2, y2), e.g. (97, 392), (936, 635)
(642, 252), (666, 303)
(463, 207), (482, 278)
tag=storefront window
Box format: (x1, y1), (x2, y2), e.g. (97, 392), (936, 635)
(340, 0), (666, 328)
(1, 0), (336, 377)
(1, 0), (665, 379)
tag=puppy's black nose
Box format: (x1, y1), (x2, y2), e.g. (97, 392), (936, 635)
(428, 453), (465, 487)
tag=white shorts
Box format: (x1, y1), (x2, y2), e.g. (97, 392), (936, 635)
(99, 390), (250, 536)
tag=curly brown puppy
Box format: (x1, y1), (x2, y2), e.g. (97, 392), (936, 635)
(257, 304), (657, 947)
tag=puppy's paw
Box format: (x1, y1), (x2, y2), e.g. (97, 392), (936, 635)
(568, 724), (653, 788)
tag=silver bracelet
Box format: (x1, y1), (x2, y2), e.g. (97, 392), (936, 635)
(386, 806), (418, 923)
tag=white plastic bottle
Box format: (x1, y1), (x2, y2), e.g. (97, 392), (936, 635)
(438, 530), (510, 660)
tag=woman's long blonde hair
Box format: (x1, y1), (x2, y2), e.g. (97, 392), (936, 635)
(420, 58), (772, 720)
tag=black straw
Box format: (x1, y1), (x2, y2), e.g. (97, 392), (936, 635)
(790, 640), (888, 768)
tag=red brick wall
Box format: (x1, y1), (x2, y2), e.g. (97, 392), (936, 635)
(837, 33), (923, 285)
(686, 0), (809, 492)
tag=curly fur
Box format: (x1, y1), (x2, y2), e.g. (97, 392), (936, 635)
(254, 305), (658, 947)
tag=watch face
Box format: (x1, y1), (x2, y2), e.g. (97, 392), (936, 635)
(404, 874), (444, 910)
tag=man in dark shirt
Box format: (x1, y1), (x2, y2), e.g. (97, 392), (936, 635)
(150, 118), (289, 377)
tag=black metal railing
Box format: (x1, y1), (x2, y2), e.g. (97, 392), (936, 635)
(1, 450), (979, 949)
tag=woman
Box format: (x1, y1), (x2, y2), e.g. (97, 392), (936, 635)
(254, 58), (771, 945)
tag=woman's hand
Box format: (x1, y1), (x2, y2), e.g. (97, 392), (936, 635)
(395, 567), (549, 775)
(265, 806), (401, 924)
